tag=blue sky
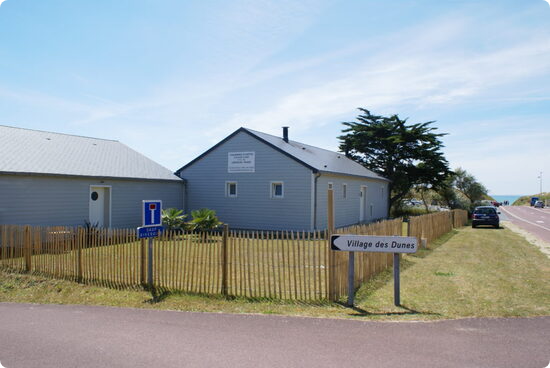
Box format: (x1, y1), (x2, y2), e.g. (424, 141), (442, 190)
(1, 0), (549, 195)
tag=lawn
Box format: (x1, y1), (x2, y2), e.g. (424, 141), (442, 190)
(1, 225), (549, 320)
(353, 225), (550, 318)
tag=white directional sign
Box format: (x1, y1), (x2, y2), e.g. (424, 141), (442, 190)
(331, 235), (418, 253)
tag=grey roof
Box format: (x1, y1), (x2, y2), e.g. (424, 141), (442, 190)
(0, 125), (181, 181)
(176, 127), (388, 181)
(245, 128), (388, 181)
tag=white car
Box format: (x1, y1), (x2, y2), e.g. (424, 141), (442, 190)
(534, 201), (545, 208)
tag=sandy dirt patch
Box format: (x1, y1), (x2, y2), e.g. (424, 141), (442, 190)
(502, 220), (550, 258)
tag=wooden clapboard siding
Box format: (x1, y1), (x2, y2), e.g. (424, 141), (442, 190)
(178, 131), (313, 231)
(0, 174), (183, 228)
(315, 174), (389, 230)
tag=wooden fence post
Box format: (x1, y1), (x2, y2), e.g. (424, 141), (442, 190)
(327, 189), (336, 301)
(221, 224), (229, 296)
(77, 227), (83, 282)
(402, 218), (411, 237)
(455, 210), (459, 228)
(24, 225), (32, 272)
(140, 238), (147, 286)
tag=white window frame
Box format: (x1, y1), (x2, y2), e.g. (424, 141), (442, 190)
(343, 183), (347, 199)
(270, 181), (284, 199)
(225, 181), (238, 198)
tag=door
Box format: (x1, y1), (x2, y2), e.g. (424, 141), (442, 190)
(89, 186), (110, 227)
(359, 186), (367, 223)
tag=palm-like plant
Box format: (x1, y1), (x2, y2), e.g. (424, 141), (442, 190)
(187, 208), (222, 231)
(161, 208), (187, 232)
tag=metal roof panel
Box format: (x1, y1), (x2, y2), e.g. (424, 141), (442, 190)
(245, 128), (388, 181)
(0, 125), (181, 181)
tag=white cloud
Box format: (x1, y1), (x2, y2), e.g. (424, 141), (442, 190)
(0, 0), (7, 7)
(213, 34), (550, 138)
(1, 1), (549, 190)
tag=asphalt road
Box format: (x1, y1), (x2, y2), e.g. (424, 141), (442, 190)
(0, 303), (548, 368)
(500, 205), (550, 243)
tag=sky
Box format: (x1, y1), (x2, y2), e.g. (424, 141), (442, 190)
(0, 0), (549, 195)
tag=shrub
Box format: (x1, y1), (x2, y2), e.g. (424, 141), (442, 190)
(186, 208), (223, 231)
(161, 208), (187, 232)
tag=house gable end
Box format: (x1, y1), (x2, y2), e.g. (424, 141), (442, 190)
(175, 128), (318, 176)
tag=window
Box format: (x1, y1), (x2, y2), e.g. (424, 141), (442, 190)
(474, 208), (496, 215)
(271, 181), (284, 198)
(328, 182), (333, 190)
(380, 186), (384, 196)
(370, 204), (374, 217)
(343, 183), (347, 199)
(226, 181), (237, 197)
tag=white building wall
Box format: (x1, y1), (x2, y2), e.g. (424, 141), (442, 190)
(178, 131), (312, 231)
(315, 173), (389, 229)
(0, 174), (184, 228)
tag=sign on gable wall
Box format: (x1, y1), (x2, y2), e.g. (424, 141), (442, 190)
(228, 152), (255, 173)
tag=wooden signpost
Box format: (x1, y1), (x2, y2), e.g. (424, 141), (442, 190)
(137, 200), (163, 288)
(330, 234), (418, 306)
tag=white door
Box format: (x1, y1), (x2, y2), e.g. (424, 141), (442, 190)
(359, 186), (367, 222)
(89, 187), (105, 227)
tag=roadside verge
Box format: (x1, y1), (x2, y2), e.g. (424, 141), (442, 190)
(1, 225), (549, 321)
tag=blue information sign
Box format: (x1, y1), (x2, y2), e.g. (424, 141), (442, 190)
(137, 226), (163, 239)
(142, 200), (162, 227)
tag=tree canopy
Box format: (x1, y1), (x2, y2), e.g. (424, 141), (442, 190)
(338, 108), (452, 209)
(451, 167), (489, 205)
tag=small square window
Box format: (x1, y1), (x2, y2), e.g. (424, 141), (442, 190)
(271, 182), (284, 198)
(328, 182), (333, 190)
(226, 182), (237, 197)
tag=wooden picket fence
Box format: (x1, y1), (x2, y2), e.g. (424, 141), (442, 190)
(0, 225), (143, 287)
(452, 209), (469, 229)
(0, 210), (468, 302)
(408, 209), (468, 247)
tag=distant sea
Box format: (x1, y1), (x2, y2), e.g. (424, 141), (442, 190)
(491, 195), (524, 205)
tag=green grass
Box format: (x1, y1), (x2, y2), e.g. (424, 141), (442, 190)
(353, 226), (550, 318)
(1, 225), (549, 320)
(512, 192), (549, 205)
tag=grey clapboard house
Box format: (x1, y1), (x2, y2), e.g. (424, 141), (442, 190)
(176, 127), (390, 231)
(0, 125), (184, 228)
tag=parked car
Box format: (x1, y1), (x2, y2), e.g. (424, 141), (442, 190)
(534, 201), (545, 208)
(472, 206), (500, 228)
(402, 199), (423, 207)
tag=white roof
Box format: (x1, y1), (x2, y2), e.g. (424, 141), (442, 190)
(0, 125), (181, 181)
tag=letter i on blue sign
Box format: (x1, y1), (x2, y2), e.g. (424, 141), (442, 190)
(149, 204), (156, 220)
